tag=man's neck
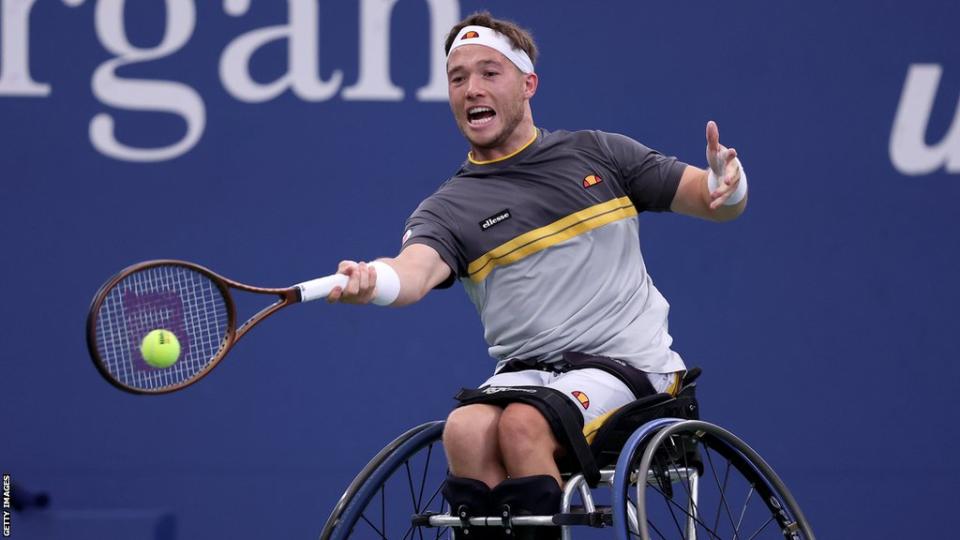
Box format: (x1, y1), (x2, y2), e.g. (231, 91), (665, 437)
(469, 123), (538, 164)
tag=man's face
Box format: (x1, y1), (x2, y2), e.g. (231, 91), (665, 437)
(447, 45), (530, 152)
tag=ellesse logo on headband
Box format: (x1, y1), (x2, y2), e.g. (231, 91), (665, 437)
(462, 31), (480, 40)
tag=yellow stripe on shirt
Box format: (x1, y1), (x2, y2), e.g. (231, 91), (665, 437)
(467, 196), (637, 282)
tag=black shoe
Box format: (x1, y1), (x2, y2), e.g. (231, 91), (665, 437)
(442, 476), (507, 539)
(491, 476), (562, 540)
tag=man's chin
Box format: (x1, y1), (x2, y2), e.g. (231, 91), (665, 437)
(465, 131), (504, 152)
(457, 121), (496, 143)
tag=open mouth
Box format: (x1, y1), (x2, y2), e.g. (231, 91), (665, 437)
(467, 106), (496, 126)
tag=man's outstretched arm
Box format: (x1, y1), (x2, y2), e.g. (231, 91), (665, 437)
(670, 120), (748, 222)
(326, 243), (452, 306)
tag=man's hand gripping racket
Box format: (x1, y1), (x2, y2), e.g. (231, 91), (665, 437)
(85, 260), (399, 394)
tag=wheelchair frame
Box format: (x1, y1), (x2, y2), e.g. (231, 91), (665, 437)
(320, 396), (814, 539)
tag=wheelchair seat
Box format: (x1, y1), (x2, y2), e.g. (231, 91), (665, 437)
(584, 368), (701, 468)
(559, 367), (702, 476)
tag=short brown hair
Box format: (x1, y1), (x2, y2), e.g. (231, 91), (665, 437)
(444, 11), (538, 66)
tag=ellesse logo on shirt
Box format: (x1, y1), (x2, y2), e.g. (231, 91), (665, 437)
(583, 174), (603, 188)
(479, 209), (511, 231)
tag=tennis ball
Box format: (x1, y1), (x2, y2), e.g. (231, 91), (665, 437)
(140, 329), (181, 368)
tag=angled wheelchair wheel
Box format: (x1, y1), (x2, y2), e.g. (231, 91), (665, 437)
(319, 421), (448, 540)
(613, 419), (815, 540)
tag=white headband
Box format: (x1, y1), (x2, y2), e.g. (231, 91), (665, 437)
(447, 25), (534, 74)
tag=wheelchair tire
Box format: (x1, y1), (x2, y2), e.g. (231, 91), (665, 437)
(613, 419), (815, 540)
(319, 421), (448, 540)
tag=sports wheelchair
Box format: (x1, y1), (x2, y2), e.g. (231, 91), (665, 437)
(319, 369), (814, 539)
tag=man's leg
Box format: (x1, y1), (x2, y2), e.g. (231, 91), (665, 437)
(445, 369), (549, 487)
(496, 404), (563, 539)
(443, 404), (509, 539)
(443, 403), (507, 488)
(497, 403), (562, 485)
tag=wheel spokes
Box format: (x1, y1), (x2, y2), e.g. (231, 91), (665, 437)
(355, 440), (447, 539)
(635, 422), (808, 540)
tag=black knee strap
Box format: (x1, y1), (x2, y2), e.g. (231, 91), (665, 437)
(454, 386), (601, 487)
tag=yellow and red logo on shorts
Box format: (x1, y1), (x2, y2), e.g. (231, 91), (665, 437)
(462, 31), (480, 40)
(572, 391), (590, 410)
(582, 174), (603, 188)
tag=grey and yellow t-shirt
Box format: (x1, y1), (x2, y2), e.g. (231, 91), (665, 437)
(402, 128), (687, 374)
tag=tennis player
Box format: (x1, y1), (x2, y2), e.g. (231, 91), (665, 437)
(328, 11), (747, 539)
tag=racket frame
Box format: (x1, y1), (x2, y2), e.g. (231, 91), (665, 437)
(86, 259), (299, 395)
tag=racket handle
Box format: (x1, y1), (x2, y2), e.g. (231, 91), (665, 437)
(297, 274), (348, 302)
(295, 261), (401, 305)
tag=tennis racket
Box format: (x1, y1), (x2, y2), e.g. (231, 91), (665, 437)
(86, 259), (397, 394)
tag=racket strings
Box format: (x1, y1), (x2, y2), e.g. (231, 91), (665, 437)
(94, 265), (230, 391)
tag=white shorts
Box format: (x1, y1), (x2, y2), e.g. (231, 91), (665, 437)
(480, 368), (680, 426)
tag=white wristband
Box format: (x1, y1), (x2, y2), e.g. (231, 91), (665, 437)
(707, 158), (748, 206)
(369, 261), (401, 306)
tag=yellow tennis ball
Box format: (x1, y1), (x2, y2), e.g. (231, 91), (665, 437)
(140, 329), (181, 368)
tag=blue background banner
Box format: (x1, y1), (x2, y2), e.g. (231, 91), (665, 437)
(3, 0), (958, 538)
